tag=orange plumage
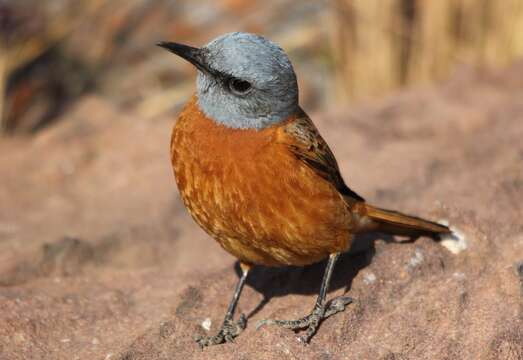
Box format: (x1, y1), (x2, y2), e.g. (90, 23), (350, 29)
(171, 95), (354, 267)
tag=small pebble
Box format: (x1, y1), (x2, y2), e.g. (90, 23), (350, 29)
(440, 226), (467, 254)
(201, 318), (212, 331)
(407, 248), (424, 269)
(363, 272), (377, 284)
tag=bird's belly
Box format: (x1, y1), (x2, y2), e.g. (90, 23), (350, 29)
(170, 99), (353, 266)
(172, 139), (351, 267)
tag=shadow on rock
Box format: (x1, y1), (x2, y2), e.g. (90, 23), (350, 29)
(234, 232), (402, 319)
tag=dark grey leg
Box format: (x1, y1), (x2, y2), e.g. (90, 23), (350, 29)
(256, 253), (352, 343)
(195, 263), (250, 348)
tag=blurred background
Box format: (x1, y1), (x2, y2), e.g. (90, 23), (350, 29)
(1, 0), (523, 134)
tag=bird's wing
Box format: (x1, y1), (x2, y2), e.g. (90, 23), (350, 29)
(278, 107), (365, 204)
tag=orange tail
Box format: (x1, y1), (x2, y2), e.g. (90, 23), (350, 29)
(356, 203), (451, 238)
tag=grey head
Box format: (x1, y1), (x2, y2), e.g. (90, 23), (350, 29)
(158, 32), (298, 130)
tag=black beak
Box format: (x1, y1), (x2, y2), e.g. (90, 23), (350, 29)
(157, 41), (213, 75)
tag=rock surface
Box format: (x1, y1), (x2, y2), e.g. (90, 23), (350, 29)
(0, 64), (522, 359)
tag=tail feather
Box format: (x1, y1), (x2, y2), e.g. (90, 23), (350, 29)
(357, 203), (451, 238)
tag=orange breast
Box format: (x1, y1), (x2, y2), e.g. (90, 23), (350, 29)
(171, 95), (352, 266)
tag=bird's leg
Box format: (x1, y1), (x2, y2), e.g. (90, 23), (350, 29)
(256, 253), (352, 344)
(195, 263), (250, 348)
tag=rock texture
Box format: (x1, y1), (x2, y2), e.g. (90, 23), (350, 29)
(0, 64), (522, 359)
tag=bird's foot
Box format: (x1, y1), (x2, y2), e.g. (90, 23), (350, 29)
(195, 314), (246, 348)
(256, 296), (352, 344)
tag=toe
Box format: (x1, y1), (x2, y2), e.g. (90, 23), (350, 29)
(195, 336), (209, 349)
(237, 313), (247, 329)
(194, 332), (226, 348)
(255, 319), (274, 330)
(298, 334), (310, 344)
(325, 296), (352, 317)
(331, 296), (353, 307)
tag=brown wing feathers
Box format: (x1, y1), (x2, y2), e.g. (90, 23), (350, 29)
(281, 108), (365, 204)
(280, 108), (450, 239)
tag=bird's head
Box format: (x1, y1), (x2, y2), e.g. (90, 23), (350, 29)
(158, 32), (298, 130)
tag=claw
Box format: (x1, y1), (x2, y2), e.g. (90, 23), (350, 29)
(237, 313), (247, 330)
(194, 316), (247, 348)
(224, 334), (234, 343)
(255, 295), (353, 343)
(297, 335), (310, 344)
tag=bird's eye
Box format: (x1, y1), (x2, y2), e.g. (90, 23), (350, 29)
(229, 78), (252, 95)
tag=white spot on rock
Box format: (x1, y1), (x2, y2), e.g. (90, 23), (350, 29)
(438, 219), (450, 227)
(201, 318), (212, 331)
(363, 272), (377, 284)
(453, 272), (466, 280)
(408, 248), (424, 269)
(440, 226), (467, 254)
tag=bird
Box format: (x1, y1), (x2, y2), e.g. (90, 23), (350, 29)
(158, 32), (451, 348)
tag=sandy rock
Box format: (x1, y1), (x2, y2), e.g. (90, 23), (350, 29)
(0, 64), (522, 359)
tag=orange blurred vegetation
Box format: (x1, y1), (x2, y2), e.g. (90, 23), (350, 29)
(1, 0), (523, 134)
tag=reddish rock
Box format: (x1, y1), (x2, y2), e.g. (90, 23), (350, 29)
(0, 64), (522, 359)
